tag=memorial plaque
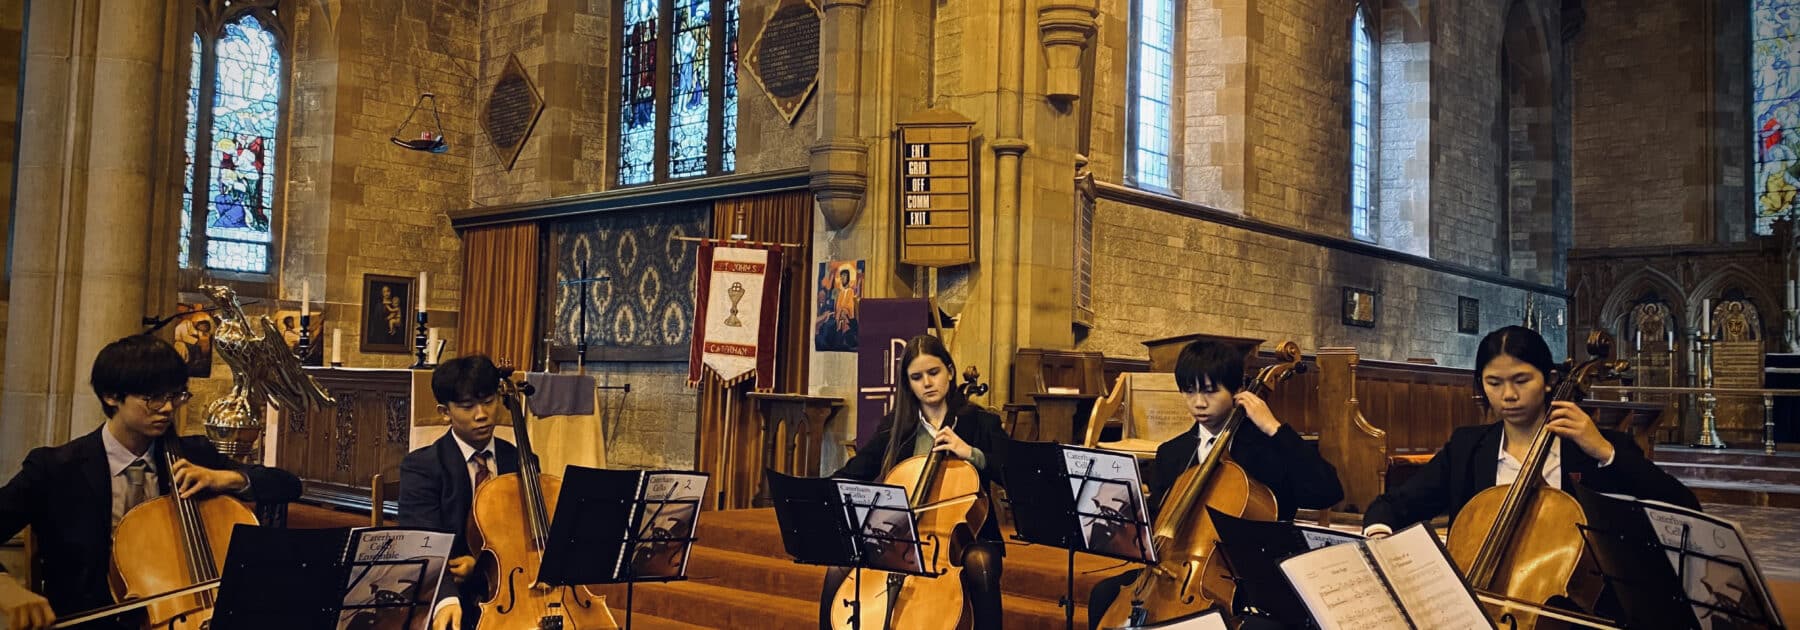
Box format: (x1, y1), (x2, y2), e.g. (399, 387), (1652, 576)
(745, 0), (821, 125)
(1458, 296), (1480, 334)
(481, 54), (544, 170)
(896, 108), (977, 267)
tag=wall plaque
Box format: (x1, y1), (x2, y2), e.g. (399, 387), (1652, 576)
(745, 0), (821, 125)
(896, 108), (977, 267)
(1458, 296), (1480, 334)
(481, 54), (544, 170)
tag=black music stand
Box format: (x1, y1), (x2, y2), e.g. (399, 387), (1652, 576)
(211, 526), (435, 630)
(540, 467), (705, 630)
(1571, 485), (1782, 629)
(1003, 441), (1154, 630)
(1204, 509), (1324, 628)
(768, 470), (930, 630)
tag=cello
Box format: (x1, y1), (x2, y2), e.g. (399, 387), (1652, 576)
(827, 373), (993, 630)
(468, 370), (616, 630)
(1445, 333), (1627, 629)
(109, 434), (260, 630)
(1097, 342), (1305, 628)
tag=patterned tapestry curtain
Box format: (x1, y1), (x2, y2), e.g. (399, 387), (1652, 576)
(697, 190), (813, 509)
(458, 223), (541, 370)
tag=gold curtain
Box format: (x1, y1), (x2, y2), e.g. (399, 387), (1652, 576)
(698, 190), (813, 509)
(458, 223), (540, 370)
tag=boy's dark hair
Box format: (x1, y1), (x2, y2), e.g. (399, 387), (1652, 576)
(1173, 340), (1245, 394)
(431, 355), (501, 404)
(1473, 325), (1557, 406)
(91, 335), (190, 417)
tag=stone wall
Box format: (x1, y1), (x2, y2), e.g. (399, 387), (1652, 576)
(581, 362), (698, 470)
(1427, 0), (1506, 272)
(1571, 0), (1714, 248)
(1243, 0), (1353, 235)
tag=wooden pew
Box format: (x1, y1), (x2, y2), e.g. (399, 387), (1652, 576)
(1314, 347), (1484, 513)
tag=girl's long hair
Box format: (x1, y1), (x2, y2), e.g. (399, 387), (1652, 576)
(877, 334), (967, 476)
(1473, 325), (1557, 410)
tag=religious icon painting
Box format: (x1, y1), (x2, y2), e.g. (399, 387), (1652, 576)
(170, 303), (218, 378)
(1342, 287), (1378, 328)
(273, 307), (327, 366)
(362, 274), (416, 354)
(815, 260), (864, 352)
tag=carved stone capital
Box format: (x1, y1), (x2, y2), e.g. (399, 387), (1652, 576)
(993, 137), (1031, 158)
(1038, 2), (1099, 103)
(819, 0), (868, 11)
(810, 139), (869, 230)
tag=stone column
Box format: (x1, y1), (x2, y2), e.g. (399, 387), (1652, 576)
(811, 0), (869, 231)
(1, 0), (88, 472)
(73, 0), (166, 400)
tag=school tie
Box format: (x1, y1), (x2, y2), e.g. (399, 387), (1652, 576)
(472, 451), (493, 489)
(122, 460), (151, 514)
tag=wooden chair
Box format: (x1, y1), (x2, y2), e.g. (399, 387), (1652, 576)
(1080, 372), (1193, 460)
(369, 473), (402, 526)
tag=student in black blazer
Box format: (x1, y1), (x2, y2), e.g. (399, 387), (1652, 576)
(1362, 325), (1700, 538)
(818, 334), (1011, 630)
(1088, 340), (1344, 630)
(0, 335), (303, 630)
(400, 355), (530, 630)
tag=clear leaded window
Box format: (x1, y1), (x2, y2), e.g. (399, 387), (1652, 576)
(1128, 0), (1176, 192)
(1351, 5), (1376, 243)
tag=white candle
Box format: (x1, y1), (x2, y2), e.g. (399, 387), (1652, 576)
(331, 328), (342, 365)
(426, 327), (440, 361)
(1789, 279), (1796, 306)
(418, 272), (429, 316)
(300, 281), (309, 319)
(1702, 299), (1712, 333)
(1667, 329), (1675, 351)
(1635, 330), (1642, 352)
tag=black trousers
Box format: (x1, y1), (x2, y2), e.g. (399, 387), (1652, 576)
(818, 541), (1005, 629)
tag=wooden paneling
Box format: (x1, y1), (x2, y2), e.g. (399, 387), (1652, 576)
(278, 369), (415, 508)
(1315, 347), (1484, 513)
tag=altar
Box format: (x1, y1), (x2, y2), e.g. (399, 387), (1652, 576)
(262, 367), (608, 511)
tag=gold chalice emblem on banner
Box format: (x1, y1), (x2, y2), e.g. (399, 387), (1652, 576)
(724, 281), (746, 327)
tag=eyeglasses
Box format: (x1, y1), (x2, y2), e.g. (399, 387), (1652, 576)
(136, 391), (193, 409)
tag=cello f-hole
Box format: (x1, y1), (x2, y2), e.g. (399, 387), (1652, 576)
(496, 566), (524, 614)
(1178, 562), (1198, 605)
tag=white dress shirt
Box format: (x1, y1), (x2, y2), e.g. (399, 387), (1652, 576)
(450, 432), (496, 490)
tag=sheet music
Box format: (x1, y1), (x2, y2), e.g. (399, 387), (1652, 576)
(1120, 608), (1231, 629)
(835, 480), (924, 575)
(1637, 498), (1780, 629)
(628, 472), (708, 580)
(1279, 541), (1410, 630)
(336, 528), (455, 630)
(1063, 447), (1154, 562)
(1366, 524), (1491, 630)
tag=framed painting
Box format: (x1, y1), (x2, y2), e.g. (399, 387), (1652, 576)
(1342, 287), (1378, 328)
(361, 274), (415, 354)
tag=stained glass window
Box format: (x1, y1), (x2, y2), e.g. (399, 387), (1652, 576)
(1129, 0), (1176, 192)
(620, 0), (659, 186)
(615, 0), (738, 186)
(182, 6), (284, 275)
(1754, 0), (1798, 235)
(1351, 5), (1376, 243)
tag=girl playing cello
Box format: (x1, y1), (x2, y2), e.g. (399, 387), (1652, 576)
(818, 334), (1009, 629)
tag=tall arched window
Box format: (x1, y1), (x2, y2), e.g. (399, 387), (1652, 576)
(616, 0), (740, 186)
(1350, 4), (1376, 243)
(182, 1), (286, 275)
(1127, 0), (1178, 193)
(1753, 0), (1797, 235)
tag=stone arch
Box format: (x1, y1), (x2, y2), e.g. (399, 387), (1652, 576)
(1501, 0), (1557, 285)
(1597, 267), (1686, 340)
(1690, 264), (1782, 345)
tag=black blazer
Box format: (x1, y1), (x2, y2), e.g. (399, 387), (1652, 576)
(1150, 422), (1345, 522)
(833, 404), (1009, 544)
(397, 433), (525, 628)
(0, 427), (302, 629)
(1364, 423), (1702, 531)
